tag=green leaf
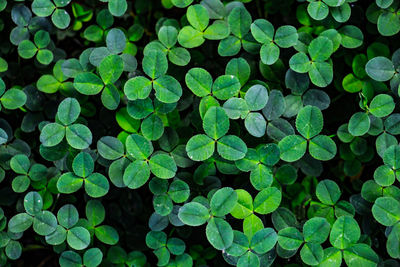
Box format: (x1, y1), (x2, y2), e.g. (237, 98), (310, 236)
(32, 0), (55, 16)
(57, 204), (79, 229)
(106, 28), (126, 53)
(210, 187), (238, 216)
(243, 213), (264, 239)
(316, 179), (341, 205)
(308, 36), (333, 61)
(244, 85), (269, 111)
(343, 244), (379, 267)
(307, 1), (329, 20)
(83, 248), (103, 267)
(203, 106), (229, 140)
(309, 61), (333, 87)
(18, 40), (37, 59)
(97, 136), (124, 160)
(372, 197), (400, 226)
(250, 164), (273, 190)
(108, 0), (127, 17)
(223, 97), (249, 119)
(153, 75), (182, 103)
(329, 216), (360, 249)
(177, 26), (204, 48)
(230, 189), (253, 219)
(274, 25), (298, 48)
(296, 105), (323, 139)
(348, 112), (370, 136)
(250, 228), (277, 254)
(1, 89), (27, 110)
(168, 180), (190, 203)
(86, 200), (105, 226)
(369, 94), (395, 117)
(253, 187), (282, 214)
(319, 247), (342, 267)
(178, 202), (209, 226)
(303, 217), (330, 244)
(5, 240), (22, 260)
(383, 145), (400, 170)
(142, 50), (168, 79)
(95, 225), (119, 245)
(260, 42), (280, 65)
(57, 98), (81, 126)
(225, 58), (251, 87)
(123, 160), (150, 189)
(300, 242), (323, 266)
(228, 7), (252, 39)
(73, 72), (104, 95)
(37, 75), (61, 93)
(72, 152), (94, 178)
(186, 134), (215, 161)
(217, 135), (247, 161)
(45, 225), (67, 245)
(85, 173), (109, 198)
(212, 75), (241, 100)
(149, 154), (177, 179)
(185, 68), (213, 97)
(40, 123), (65, 147)
(8, 213), (33, 233)
(309, 135), (337, 161)
(277, 227), (303, 250)
(141, 114), (164, 141)
(66, 124), (92, 149)
(59, 251), (82, 267)
(251, 19), (274, 44)
(24, 191), (43, 216)
(339, 25), (364, 49)
(126, 134), (153, 160)
(187, 4), (209, 31)
(99, 54), (124, 84)
(278, 135), (307, 162)
(378, 11), (400, 36)
(57, 173), (83, 194)
(10, 154), (30, 175)
(237, 251), (260, 267)
(366, 57), (395, 82)
(158, 26), (178, 48)
(124, 76), (152, 100)
(67, 226), (90, 250)
(206, 217), (234, 250)
(33, 211), (57, 236)
(245, 112), (266, 138)
(290, 53), (312, 73)
(203, 20), (230, 40)
(52, 9), (70, 29)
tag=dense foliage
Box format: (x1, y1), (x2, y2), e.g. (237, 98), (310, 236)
(0, 0), (400, 266)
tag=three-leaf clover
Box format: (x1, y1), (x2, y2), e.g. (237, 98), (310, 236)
(124, 50), (182, 104)
(45, 204), (91, 250)
(279, 105), (337, 162)
(186, 106), (247, 161)
(40, 98), (93, 149)
(18, 30), (53, 65)
(177, 4), (230, 49)
(251, 19), (298, 65)
(144, 25), (191, 66)
(123, 134), (177, 189)
(57, 152), (110, 198)
(289, 36), (334, 87)
(10, 154), (47, 193)
(31, 0), (71, 29)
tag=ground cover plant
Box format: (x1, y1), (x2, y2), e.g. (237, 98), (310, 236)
(0, 0), (400, 266)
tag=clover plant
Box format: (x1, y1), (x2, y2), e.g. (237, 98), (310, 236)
(0, 0), (400, 266)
